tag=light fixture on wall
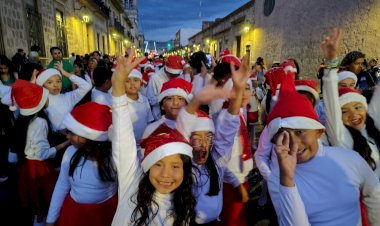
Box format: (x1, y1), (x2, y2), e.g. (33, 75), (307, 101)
(82, 13), (90, 23)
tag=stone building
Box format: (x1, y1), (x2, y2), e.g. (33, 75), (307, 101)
(188, 0), (380, 77)
(0, 0), (143, 60)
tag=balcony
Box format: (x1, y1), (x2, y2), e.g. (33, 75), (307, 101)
(80, 0), (110, 18)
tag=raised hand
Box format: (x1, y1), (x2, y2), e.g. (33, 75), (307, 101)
(54, 61), (71, 77)
(274, 131), (298, 187)
(321, 28), (343, 60)
(230, 55), (250, 91)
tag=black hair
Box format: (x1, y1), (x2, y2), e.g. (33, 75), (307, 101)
(131, 154), (196, 226)
(30, 45), (40, 52)
(297, 90), (316, 106)
(288, 58), (300, 79)
(19, 63), (43, 81)
(340, 51), (366, 70)
(50, 46), (61, 54)
(346, 114), (380, 170)
(69, 140), (116, 182)
(189, 51), (207, 74)
(73, 60), (86, 77)
(0, 55), (17, 79)
(212, 62), (238, 87)
(93, 67), (112, 87)
(10, 109), (52, 164)
(17, 48), (24, 53)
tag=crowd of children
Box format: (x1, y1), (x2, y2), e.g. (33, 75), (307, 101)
(0, 28), (379, 226)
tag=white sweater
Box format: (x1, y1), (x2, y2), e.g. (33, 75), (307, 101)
(46, 75), (92, 132)
(323, 69), (380, 178)
(111, 95), (176, 226)
(24, 117), (57, 160)
(270, 143), (380, 226)
(176, 108), (240, 223)
(146, 68), (170, 121)
(46, 146), (117, 223)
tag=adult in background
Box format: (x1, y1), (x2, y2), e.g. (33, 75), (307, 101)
(48, 47), (73, 93)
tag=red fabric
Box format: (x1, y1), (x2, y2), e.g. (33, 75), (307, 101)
(160, 77), (193, 93)
(217, 182), (249, 226)
(338, 87), (362, 96)
(247, 111), (259, 124)
(360, 194), (370, 226)
(219, 49), (231, 58)
(18, 159), (58, 217)
(294, 80), (318, 90)
(165, 56), (183, 70)
(56, 194), (118, 226)
(264, 67), (294, 92)
(70, 102), (112, 131)
(239, 114), (252, 162)
(267, 78), (321, 126)
(11, 80), (44, 109)
(280, 59), (297, 73)
(220, 55), (241, 67)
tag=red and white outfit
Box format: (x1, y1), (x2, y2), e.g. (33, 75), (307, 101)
(175, 107), (240, 224)
(264, 78), (380, 226)
(46, 102), (117, 226)
(323, 69), (380, 178)
(146, 56), (184, 121)
(35, 69), (92, 132)
(111, 94), (193, 225)
(10, 80), (57, 225)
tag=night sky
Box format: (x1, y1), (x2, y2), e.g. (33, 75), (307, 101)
(138, 0), (250, 41)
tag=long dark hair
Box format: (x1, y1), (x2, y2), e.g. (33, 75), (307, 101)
(131, 154), (196, 226)
(10, 109), (53, 163)
(346, 114), (380, 170)
(340, 51), (365, 71)
(69, 140), (116, 182)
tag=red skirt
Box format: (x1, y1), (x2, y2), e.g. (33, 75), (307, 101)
(56, 194), (118, 226)
(18, 159), (58, 215)
(360, 194), (370, 226)
(216, 182), (249, 226)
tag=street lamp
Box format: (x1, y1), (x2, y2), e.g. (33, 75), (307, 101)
(82, 13), (90, 23)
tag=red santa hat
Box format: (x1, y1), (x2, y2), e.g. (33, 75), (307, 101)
(139, 57), (148, 68)
(153, 57), (163, 66)
(267, 78), (325, 139)
(219, 54), (241, 68)
(219, 49), (231, 58)
(294, 80), (320, 105)
(36, 68), (62, 86)
(140, 125), (192, 172)
(192, 110), (215, 133)
(10, 80), (49, 115)
(158, 78), (192, 102)
(249, 73), (258, 81)
(338, 87), (368, 110)
(62, 102), (112, 141)
(280, 60), (297, 74)
(128, 69), (143, 80)
(338, 71), (358, 85)
(264, 67), (295, 101)
(165, 56), (183, 74)
(144, 63), (154, 72)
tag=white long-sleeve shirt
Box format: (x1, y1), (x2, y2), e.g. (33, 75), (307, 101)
(25, 117), (57, 160)
(272, 143), (380, 226)
(46, 75), (92, 131)
(176, 108), (240, 224)
(146, 68), (170, 121)
(46, 146), (117, 223)
(323, 69), (380, 178)
(111, 95), (176, 226)
(91, 87), (112, 107)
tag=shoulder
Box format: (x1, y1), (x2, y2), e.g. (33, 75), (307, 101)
(30, 117), (48, 128)
(323, 145), (362, 162)
(62, 146), (78, 163)
(142, 119), (164, 138)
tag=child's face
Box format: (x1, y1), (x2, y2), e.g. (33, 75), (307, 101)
(125, 77), (142, 95)
(149, 154), (184, 194)
(242, 84), (252, 106)
(162, 95), (186, 120)
(348, 58), (364, 75)
(338, 78), (356, 89)
(0, 64), (9, 75)
(183, 67), (192, 75)
(43, 75), (62, 95)
(73, 64), (82, 74)
(276, 128), (323, 163)
(341, 102), (367, 131)
(66, 130), (87, 148)
(190, 131), (213, 165)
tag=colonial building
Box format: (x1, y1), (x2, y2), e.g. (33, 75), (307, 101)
(0, 0), (143, 61)
(188, 0), (380, 76)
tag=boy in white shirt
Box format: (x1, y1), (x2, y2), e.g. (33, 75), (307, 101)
(91, 67), (112, 107)
(125, 69), (154, 158)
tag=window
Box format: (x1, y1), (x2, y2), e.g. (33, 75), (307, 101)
(236, 36), (241, 58)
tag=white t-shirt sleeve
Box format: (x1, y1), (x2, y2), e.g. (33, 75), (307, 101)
(27, 118), (57, 160)
(254, 126), (273, 180)
(65, 75), (92, 106)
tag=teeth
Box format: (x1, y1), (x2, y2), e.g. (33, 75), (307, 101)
(159, 181), (171, 186)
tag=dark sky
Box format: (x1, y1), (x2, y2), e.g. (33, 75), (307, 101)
(138, 0), (250, 41)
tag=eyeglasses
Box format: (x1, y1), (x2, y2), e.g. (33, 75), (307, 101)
(190, 135), (213, 148)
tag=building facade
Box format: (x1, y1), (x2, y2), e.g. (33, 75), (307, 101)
(188, 0), (380, 77)
(0, 0), (142, 60)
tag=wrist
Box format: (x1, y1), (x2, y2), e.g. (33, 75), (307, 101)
(280, 174), (295, 187)
(323, 57), (340, 69)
